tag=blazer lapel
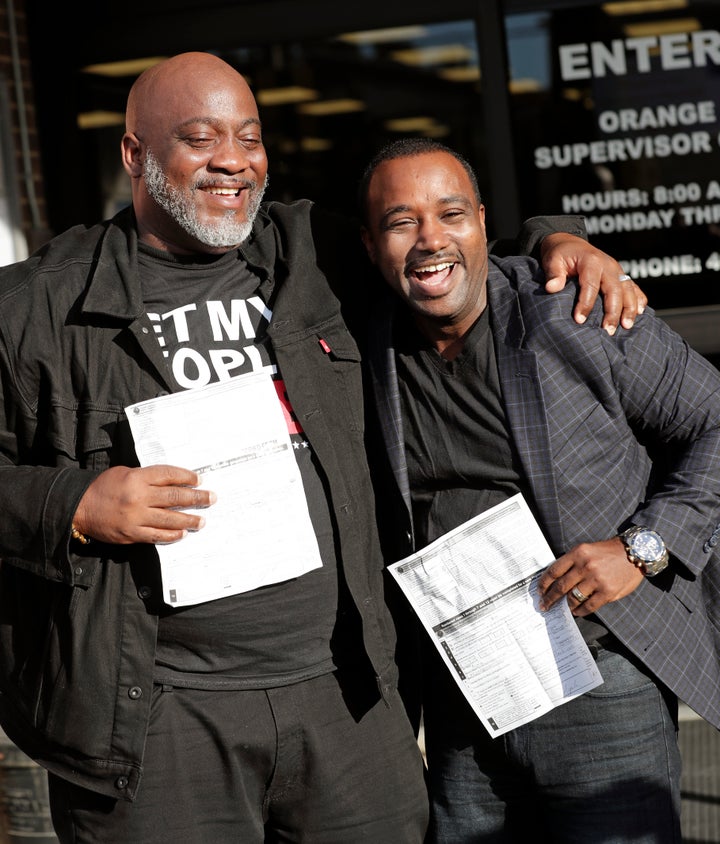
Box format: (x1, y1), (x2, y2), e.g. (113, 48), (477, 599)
(367, 294), (413, 522)
(488, 267), (566, 553)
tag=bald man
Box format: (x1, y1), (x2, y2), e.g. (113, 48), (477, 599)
(0, 52), (641, 843)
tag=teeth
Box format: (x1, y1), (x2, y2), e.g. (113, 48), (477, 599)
(417, 262), (453, 274)
(206, 187), (238, 196)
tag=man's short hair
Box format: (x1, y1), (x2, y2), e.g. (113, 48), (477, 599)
(358, 138), (482, 223)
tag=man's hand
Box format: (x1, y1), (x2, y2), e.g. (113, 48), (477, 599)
(537, 537), (644, 617)
(541, 233), (648, 334)
(72, 465), (216, 545)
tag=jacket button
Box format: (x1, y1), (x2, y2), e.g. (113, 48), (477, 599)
(114, 776), (129, 790)
(128, 686), (143, 700)
(74, 566), (83, 576)
(138, 586), (152, 599)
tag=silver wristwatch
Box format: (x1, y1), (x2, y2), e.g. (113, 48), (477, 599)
(619, 526), (669, 577)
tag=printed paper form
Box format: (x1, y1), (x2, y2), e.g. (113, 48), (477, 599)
(388, 494), (602, 737)
(125, 371), (322, 607)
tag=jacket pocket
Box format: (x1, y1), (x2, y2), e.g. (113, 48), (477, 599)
(45, 403), (124, 471)
(312, 322), (365, 435)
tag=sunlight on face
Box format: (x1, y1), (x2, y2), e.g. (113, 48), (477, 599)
(143, 150), (267, 248)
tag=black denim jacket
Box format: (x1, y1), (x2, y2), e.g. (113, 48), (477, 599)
(0, 199), (398, 800)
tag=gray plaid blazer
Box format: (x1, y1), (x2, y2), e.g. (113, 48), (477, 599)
(368, 253), (720, 729)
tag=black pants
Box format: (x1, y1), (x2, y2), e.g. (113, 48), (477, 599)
(48, 671), (429, 843)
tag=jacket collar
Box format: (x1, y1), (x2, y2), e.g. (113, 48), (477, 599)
(81, 207), (143, 320)
(81, 205), (281, 320)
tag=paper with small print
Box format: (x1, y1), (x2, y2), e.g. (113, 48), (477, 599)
(125, 371), (322, 606)
(388, 494), (602, 737)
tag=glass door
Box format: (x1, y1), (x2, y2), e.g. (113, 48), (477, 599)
(505, 1), (720, 323)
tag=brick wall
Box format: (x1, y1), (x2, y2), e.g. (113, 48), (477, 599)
(0, 0), (50, 254)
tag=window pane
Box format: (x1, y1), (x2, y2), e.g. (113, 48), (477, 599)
(506, 2), (720, 312)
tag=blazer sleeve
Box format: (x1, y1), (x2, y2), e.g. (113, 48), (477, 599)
(605, 309), (720, 578)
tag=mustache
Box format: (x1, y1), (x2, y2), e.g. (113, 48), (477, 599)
(194, 178), (258, 192)
(405, 251), (461, 274)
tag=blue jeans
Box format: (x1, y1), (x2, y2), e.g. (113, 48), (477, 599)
(423, 639), (681, 843)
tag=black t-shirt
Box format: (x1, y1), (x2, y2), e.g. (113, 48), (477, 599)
(397, 306), (528, 548)
(137, 243), (359, 689)
(396, 305), (605, 645)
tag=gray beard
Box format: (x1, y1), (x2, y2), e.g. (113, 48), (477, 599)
(143, 150), (267, 248)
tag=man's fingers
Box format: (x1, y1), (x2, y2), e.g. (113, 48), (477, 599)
(540, 230), (649, 334)
(618, 280), (647, 330)
(149, 483), (216, 510)
(634, 281), (648, 313)
(538, 539), (645, 612)
(572, 274), (603, 327)
(113, 465), (215, 510)
(537, 555), (573, 596)
(139, 464), (202, 488)
(544, 274), (568, 294)
(73, 464), (216, 545)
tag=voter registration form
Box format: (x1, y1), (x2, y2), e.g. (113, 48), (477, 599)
(126, 371), (322, 607)
(388, 494), (602, 737)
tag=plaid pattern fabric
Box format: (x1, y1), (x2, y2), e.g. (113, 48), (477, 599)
(369, 254), (720, 728)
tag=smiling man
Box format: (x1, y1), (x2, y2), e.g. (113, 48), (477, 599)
(124, 59), (269, 252)
(361, 145), (490, 361)
(360, 137), (720, 844)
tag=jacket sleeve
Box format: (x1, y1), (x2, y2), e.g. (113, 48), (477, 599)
(0, 417), (97, 581)
(0, 299), (98, 581)
(489, 215), (588, 258)
(606, 310), (720, 578)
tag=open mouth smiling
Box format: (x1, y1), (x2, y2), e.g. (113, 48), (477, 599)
(412, 260), (455, 278)
(203, 185), (244, 197)
(409, 260), (457, 289)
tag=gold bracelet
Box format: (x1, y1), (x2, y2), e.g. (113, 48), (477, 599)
(71, 524), (91, 545)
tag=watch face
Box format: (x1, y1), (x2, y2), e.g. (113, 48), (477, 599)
(630, 530), (663, 562)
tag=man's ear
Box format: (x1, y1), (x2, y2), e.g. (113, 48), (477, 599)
(121, 133), (144, 178)
(360, 226), (376, 263)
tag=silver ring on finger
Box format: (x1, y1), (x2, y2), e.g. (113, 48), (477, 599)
(571, 586), (589, 603)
